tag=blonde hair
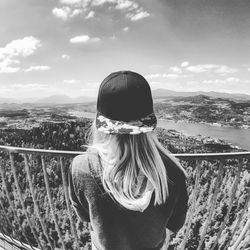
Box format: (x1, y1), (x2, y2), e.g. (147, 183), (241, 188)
(87, 122), (186, 212)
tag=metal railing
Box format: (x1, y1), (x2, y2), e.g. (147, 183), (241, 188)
(0, 145), (250, 250)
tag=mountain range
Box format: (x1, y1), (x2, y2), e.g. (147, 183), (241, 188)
(1, 90), (250, 104)
(152, 89), (250, 100)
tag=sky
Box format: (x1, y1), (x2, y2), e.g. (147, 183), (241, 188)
(0, 0), (250, 100)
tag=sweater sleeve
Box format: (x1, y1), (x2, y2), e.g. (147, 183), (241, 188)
(166, 177), (189, 233)
(68, 155), (90, 222)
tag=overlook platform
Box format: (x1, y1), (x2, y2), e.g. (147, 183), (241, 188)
(0, 145), (249, 250)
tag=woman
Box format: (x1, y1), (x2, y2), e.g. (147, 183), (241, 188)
(68, 71), (188, 250)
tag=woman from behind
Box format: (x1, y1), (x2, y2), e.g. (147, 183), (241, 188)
(68, 71), (189, 250)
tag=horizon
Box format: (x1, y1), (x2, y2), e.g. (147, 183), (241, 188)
(1, 0), (250, 99)
(2, 88), (250, 103)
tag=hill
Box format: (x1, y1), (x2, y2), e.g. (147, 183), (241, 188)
(152, 89), (250, 100)
(1, 89), (250, 104)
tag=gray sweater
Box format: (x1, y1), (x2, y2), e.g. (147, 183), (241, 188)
(68, 150), (188, 250)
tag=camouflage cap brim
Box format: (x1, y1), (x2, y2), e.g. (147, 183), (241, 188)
(95, 112), (157, 135)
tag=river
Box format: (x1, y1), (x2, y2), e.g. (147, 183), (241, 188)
(69, 111), (250, 150)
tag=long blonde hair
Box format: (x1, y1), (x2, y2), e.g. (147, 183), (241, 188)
(87, 122), (186, 212)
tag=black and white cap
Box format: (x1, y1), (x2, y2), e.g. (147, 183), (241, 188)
(95, 71), (157, 134)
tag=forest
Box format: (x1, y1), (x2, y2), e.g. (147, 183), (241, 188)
(0, 118), (249, 249)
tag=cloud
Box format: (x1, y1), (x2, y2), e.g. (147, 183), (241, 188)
(127, 10), (150, 21)
(0, 36), (41, 59)
(0, 36), (41, 74)
(123, 27), (129, 32)
(70, 35), (101, 43)
(181, 61), (189, 67)
(60, 0), (82, 5)
(226, 77), (240, 82)
(52, 7), (71, 20)
(13, 83), (48, 89)
(0, 58), (20, 73)
(169, 66), (182, 74)
(202, 77), (241, 85)
(71, 8), (83, 17)
(186, 64), (218, 73)
(115, 0), (138, 10)
(186, 64), (238, 74)
(25, 65), (51, 72)
(61, 54), (70, 59)
(91, 0), (116, 6)
(85, 10), (95, 19)
(215, 65), (238, 74)
(146, 73), (188, 79)
(53, 0), (150, 22)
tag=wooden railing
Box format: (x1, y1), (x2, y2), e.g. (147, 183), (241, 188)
(0, 145), (249, 250)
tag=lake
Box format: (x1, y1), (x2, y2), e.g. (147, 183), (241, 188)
(70, 111), (250, 150)
(158, 120), (250, 150)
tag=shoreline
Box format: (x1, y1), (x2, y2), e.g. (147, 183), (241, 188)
(157, 118), (250, 130)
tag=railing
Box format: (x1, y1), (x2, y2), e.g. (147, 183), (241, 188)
(0, 145), (249, 250)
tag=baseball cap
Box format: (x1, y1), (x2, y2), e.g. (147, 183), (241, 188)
(95, 70), (157, 134)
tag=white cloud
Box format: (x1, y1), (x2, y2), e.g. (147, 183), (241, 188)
(169, 66), (182, 74)
(61, 54), (70, 59)
(13, 83), (48, 89)
(92, 0), (116, 6)
(0, 58), (20, 73)
(146, 73), (183, 79)
(226, 77), (240, 82)
(123, 27), (129, 32)
(202, 77), (242, 85)
(53, 0), (149, 22)
(186, 64), (238, 74)
(85, 10), (95, 19)
(215, 65), (238, 74)
(60, 0), (82, 5)
(181, 61), (189, 67)
(0, 36), (41, 59)
(186, 64), (217, 73)
(203, 79), (226, 84)
(25, 65), (51, 72)
(146, 72), (190, 80)
(52, 7), (71, 20)
(70, 35), (101, 43)
(70, 8), (83, 17)
(70, 35), (89, 43)
(127, 10), (150, 21)
(115, 0), (138, 10)
(0, 36), (41, 74)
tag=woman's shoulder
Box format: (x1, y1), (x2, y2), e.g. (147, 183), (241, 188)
(71, 148), (101, 177)
(71, 153), (90, 176)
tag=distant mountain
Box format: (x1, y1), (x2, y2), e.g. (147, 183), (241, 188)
(0, 97), (18, 104)
(1, 89), (250, 104)
(35, 94), (95, 104)
(172, 94), (211, 103)
(152, 89), (250, 100)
